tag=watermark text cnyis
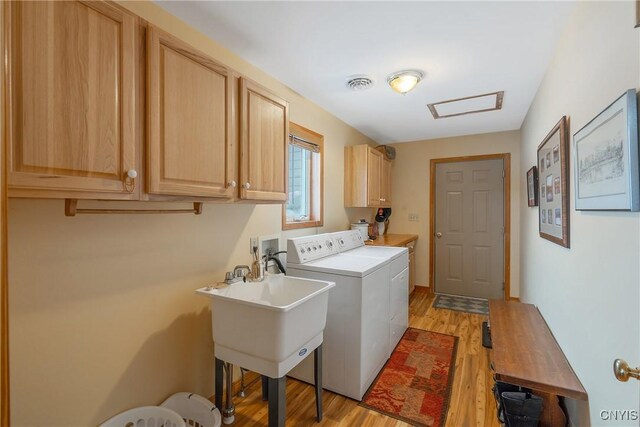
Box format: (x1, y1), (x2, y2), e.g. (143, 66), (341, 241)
(600, 409), (639, 421)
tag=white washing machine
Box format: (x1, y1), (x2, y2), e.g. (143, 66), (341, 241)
(286, 231), (408, 401)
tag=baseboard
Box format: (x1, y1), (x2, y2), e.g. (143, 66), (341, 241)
(509, 297), (521, 302)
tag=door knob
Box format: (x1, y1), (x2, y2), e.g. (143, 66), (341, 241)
(435, 232), (443, 238)
(613, 359), (640, 382)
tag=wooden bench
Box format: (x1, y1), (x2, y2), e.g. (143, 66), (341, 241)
(489, 300), (588, 427)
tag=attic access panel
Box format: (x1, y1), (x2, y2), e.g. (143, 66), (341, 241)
(428, 91), (504, 119)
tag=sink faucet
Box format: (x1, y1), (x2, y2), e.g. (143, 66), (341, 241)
(225, 265), (250, 284)
(234, 265), (250, 278)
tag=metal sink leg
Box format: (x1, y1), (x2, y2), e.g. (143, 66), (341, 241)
(268, 376), (286, 427)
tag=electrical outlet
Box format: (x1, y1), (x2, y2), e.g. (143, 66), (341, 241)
(408, 213), (420, 222)
(250, 237), (258, 254)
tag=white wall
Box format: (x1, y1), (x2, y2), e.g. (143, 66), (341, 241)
(519, 2), (640, 425)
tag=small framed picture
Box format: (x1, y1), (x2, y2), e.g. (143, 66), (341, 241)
(546, 175), (553, 202)
(527, 166), (538, 207)
(537, 116), (570, 248)
(540, 158), (545, 173)
(554, 176), (561, 194)
(574, 89), (639, 211)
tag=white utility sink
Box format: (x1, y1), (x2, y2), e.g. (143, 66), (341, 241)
(196, 274), (335, 378)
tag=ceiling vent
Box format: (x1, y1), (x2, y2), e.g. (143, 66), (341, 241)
(346, 75), (374, 91)
(427, 91), (504, 119)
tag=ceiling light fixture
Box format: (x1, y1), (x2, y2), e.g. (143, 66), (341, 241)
(387, 70), (424, 95)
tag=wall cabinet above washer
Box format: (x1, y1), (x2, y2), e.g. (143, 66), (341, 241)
(380, 155), (392, 206)
(344, 145), (392, 208)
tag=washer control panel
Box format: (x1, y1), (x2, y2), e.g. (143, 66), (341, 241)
(287, 233), (337, 264)
(332, 230), (365, 252)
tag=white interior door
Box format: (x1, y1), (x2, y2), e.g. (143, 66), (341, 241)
(434, 158), (504, 299)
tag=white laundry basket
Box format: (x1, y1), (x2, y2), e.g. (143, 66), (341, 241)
(161, 392), (222, 427)
(99, 406), (186, 427)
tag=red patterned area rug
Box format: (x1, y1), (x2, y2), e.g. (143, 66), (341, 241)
(360, 328), (458, 427)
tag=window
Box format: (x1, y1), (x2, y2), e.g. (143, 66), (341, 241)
(283, 123), (323, 230)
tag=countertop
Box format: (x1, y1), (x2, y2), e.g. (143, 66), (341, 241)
(364, 234), (418, 247)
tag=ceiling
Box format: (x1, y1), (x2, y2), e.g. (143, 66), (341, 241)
(156, 1), (575, 144)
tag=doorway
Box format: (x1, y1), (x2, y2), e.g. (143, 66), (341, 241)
(429, 154), (511, 300)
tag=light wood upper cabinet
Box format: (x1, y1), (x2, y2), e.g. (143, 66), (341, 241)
(239, 78), (289, 202)
(6, 1), (139, 198)
(380, 158), (392, 207)
(6, 2), (290, 205)
(344, 145), (392, 208)
(367, 148), (382, 206)
(147, 25), (235, 198)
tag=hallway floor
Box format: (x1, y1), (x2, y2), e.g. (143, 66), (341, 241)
(229, 288), (500, 426)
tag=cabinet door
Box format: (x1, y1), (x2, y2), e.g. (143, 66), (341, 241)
(7, 1), (138, 197)
(380, 158), (392, 207)
(147, 26), (235, 198)
(344, 145), (368, 207)
(367, 148), (381, 206)
(239, 78), (288, 202)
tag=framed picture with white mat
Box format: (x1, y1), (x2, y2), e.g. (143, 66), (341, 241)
(573, 89), (639, 211)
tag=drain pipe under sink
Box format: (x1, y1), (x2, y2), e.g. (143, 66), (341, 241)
(223, 362), (235, 424)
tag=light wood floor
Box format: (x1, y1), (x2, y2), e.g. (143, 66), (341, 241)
(229, 288), (500, 426)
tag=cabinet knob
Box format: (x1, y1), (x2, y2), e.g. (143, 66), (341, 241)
(380, 198), (386, 202)
(243, 182), (251, 189)
(229, 180), (237, 188)
(124, 169), (137, 193)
